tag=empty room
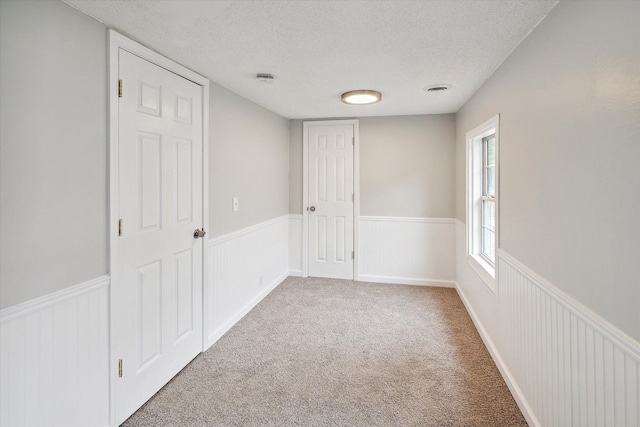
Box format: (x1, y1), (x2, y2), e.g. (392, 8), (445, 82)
(0, 0), (638, 426)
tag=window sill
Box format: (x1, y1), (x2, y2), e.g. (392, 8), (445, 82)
(467, 254), (497, 296)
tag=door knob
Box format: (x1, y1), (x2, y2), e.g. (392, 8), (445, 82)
(308, 206), (316, 212)
(193, 228), (206, 239)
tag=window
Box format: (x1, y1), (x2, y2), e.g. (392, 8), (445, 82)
(481, 134), (496, 264)
(466, 115), (499, 293)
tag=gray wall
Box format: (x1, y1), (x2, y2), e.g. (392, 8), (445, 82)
(359, 115), (455, 217)
(0, 0), (108, 308)
(0, 0), (290, 308)
(209, 83), (290, 237)
(289, 120), (304, 215)
(455, 0), (640, 341)
(289, 115), (456, 218)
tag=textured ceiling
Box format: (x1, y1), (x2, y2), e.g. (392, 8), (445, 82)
(62, 0), (558, 119)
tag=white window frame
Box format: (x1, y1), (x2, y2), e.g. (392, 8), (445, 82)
(466, 114), (499, 295)
(480, 134), (496, 265)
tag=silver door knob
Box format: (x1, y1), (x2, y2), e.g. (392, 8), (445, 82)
(308, 206), (316, 212)
(193, 228), (206, 239)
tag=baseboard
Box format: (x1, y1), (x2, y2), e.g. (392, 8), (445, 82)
(206, 272), (288, 348)
(288, 214), (303, 275)
(456, 217), (640, 427)
(206, 215), (289, 350)
(496, 251), (640, 426)
(455, 281), (540, 427)
(358, 216), (456, 285)
(288, 270), (303, 277)
(357, 274), (455, 288)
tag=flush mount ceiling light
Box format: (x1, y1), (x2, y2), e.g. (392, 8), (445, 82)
(341, 90), (382, 105)
(423, 84), (452, 92)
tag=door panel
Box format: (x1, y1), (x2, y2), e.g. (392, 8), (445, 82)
(138, 132), (162, 230)
(137, 260), (162, 370)
(335, 216), (346, 262)
(174, 248), (194, 341)
(115, 49), (203, 425)
(316, 215), (327, 262)
(308, 124), (354, 279)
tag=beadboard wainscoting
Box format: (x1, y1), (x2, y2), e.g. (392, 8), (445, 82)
(455, 220), (640, 427)
(0, 276), (110, 427)
(288, 214), (303, 276)
(358, 216), (456, 286)
(206, 215), (289, 349)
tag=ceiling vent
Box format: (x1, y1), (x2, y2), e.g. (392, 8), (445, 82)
(424, 84), (452, 92)
(256, 73), (274, 83)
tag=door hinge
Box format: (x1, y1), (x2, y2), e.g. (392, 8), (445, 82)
(352, 251), (355, 260)
(118, 79), (123, 98)
(118, 219), (123, 236)
(118, 359), (123, 377)
(352, 136), (355, 146)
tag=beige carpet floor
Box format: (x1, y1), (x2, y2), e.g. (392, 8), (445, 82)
(122, 277), (527, 426)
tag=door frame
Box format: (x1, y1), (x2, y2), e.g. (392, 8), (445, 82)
(302, 119), (360, 280)
(108, 30), (210, 426)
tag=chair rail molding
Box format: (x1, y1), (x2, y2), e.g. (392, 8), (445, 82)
(206, 214), (289, 349)
(456, 219), (640, 427)
(358, 216), (456, 287)
(0, 276), (110, 427)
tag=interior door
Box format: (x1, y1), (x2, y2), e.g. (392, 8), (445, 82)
(114, 49), (204, 425)
(307, 123), (354, 279)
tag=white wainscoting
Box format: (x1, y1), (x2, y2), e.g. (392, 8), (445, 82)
(0, 276), (110, 427)
(455, 220), (640, 427)
(288, 214), (303, 276)
(206, 215), (290, 349)
(358, 216), (456, 287)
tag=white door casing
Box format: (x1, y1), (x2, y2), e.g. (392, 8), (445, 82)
(303, 121), (359, 280)
(110, 34), (209, 426)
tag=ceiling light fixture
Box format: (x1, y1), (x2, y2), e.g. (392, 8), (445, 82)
(423, 84), (452, 92)
(341, 90), (382, 105)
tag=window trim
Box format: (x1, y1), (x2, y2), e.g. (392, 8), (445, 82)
(466, 115), (500, 295)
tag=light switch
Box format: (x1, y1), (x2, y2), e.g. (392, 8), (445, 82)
(232, 197), (239, 211)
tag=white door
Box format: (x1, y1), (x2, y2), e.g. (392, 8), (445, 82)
(114, 49), (204, 425)
(307, 123), (355, 279)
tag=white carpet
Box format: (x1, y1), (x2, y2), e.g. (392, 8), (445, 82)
(122, 277), (527, 426)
